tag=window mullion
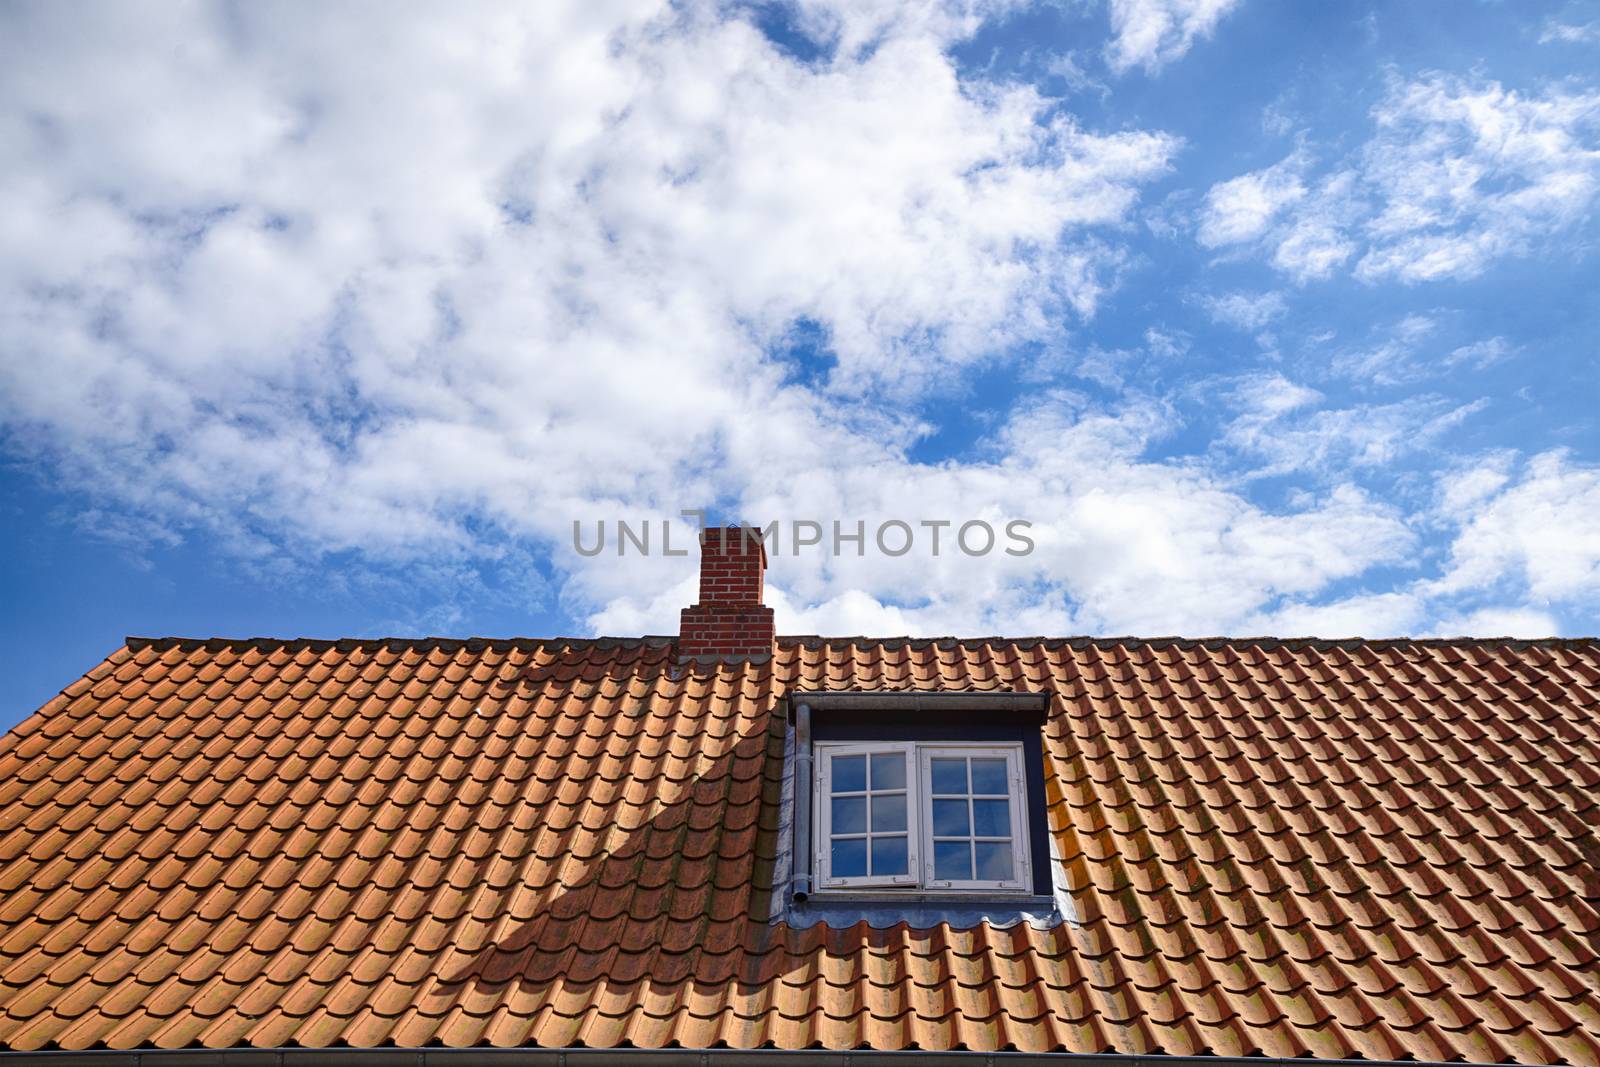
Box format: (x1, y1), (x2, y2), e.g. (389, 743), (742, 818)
(819, 748), (832, 883)
(1011, 748), (1029, 887)
(917, 746), (934, 888)
(915, 742), (928, 883)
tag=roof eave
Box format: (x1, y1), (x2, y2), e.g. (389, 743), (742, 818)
(0, 1050), (1541, 1067)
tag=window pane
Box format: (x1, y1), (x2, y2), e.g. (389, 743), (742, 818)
(972, 798), (1011, 837)
(975, 841), (1014, 881)
(932, 798), (969, 836)
(871, 793), (907, 833)
(930, 757), (967, 795)
(832, 837), (867, 878)
(970, 758), (1008, 794)
(833, 755), (866, 793)
(870, 835), (908, 876)
(832, 795), (866, 835)
(870, 752), (906, 790)
(933, 839), (972, 881)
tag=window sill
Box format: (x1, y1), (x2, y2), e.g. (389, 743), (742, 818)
(805, 889), (1045, 904)
(784, 892), (1062, 930)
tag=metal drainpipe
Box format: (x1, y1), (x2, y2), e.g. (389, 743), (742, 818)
(792, 701), (813, 900)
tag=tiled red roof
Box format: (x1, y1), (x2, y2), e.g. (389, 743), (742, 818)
(1, 635), (1598, 1060)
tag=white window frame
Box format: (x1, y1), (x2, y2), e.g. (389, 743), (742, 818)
(814, 741), (1031, 893)
(918, 744), (1031, 892)
(814, 742), (920, 889)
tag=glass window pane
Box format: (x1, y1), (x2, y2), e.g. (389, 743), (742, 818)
(930, 757), (967, 795)
(932, 798), (969, 836)
(832, 837), (867, 878)
(871, 793), (907, 833)
(971, 758), (1008, 794)
(933, 839), (972, 881)
(831, 795), (866, 835)
(972, 798), (1011, 837)
(870, 752), (906, 790)
(870, 835), (908, 876)
(833, 754), (866, 793)
(975, 841), (1014, 881)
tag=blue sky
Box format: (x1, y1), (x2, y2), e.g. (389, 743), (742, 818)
(2, 0), (1599, 722)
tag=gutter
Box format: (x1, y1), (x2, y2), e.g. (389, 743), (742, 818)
(0, 1049), (1534, 1067)
(792, 700), (813, 900)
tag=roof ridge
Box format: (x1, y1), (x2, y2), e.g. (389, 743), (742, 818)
(777, 633), (1600, 649)
(123, 632), (1600, 653)
(121, 635), (679, 653)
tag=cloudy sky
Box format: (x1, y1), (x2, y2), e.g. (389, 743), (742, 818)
(3, 0), (1598, 716)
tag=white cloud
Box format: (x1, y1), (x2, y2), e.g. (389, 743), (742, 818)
(1220, 373), (1484, 478)
(1433, 604), (1555, 639)
(1330, 312), (1439, 384)
(1356, 74), (1600, 281)
(1436, 451), (1515, 515)
(1046, 51), (1111, 98)
(1430, 606), (1560, 638)
(1229, 372), (1320, 417)
(0, 2), (1177, 542)
(1104, 0), (1242, 75)
(1200, 289), (1287, 331)
(1227, 449), (1600, 639)
(1143, 326), (1188, 358)
(582, 395), (1419, 637)
(1431, 451), (1600, 604)
(1196, 152), (1307, 246)
(788, 0), (1022, 56)
(1270, 170), (1361, 280)
(1248, 592), (1426, 638)
(1539, 20), (1599, 45)
(1198, 73), (1600, 282)
(1445, 336), (1514, 369)
(1229, 449), (1600, 640)
(1260, 97), (1297, 137)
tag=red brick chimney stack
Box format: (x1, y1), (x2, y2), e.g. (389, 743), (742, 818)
(678, 525), (775, 660)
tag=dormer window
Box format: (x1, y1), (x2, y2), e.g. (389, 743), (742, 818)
(816, 742), (1032, 891)
(790, 691), (1051, 903)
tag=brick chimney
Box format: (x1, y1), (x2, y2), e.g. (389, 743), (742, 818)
(679, 525), (775, 660)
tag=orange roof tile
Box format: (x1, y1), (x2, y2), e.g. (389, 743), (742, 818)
(0, 635), (1597, 1059)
